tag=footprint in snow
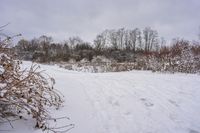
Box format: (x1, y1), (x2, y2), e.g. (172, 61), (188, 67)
(108, 97), (120, 107)
(124, 111), (131, 116)
(140, 98), (154, 107)
(168, 99), (179, 107)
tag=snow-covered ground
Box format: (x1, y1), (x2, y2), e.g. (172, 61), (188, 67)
(2, 61), (200, 133)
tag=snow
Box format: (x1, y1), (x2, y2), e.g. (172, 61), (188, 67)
(1, 61), (200, 133)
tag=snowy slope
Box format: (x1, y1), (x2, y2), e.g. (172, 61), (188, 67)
(2, 61), (200, 133)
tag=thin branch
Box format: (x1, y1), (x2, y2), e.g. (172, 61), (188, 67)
(0, 23), (10, 29)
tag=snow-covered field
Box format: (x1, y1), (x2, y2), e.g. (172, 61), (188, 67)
(2, 61), (200, 133)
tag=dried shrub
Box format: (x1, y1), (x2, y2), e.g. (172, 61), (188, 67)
(0, 31), (70, 132)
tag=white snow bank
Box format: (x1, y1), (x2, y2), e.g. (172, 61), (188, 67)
(1, 61), (200, 133)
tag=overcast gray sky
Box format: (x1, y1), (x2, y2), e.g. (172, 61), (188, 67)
(0, 0), (200, 43)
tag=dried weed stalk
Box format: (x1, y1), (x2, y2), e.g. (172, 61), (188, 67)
(0, 31), (72, 132)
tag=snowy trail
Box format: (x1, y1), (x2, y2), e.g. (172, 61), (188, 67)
(2, 62), (200, 133)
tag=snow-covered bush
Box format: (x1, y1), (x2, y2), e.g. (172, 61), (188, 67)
(91, 56), (112, 64)
(0, 34), (63, 131)
(167, 42), (200, 73)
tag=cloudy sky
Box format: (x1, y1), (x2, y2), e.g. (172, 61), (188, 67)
(0, 0), (200, 43)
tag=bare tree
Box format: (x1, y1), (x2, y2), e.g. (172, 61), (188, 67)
(143, 27), (158, 52)
(94, 34), (106, 52)
(137, 30), (143, 51)
(110, 30), (118, 49)
(129, 28), (140, 51)
(68, 36), (83, 50)
(116, 28), (125, 49)
(124, 30), (131, 50)
(16, 39), (29, 50)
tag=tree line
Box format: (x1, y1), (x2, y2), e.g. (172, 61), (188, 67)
(14, 27), (200, 73)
